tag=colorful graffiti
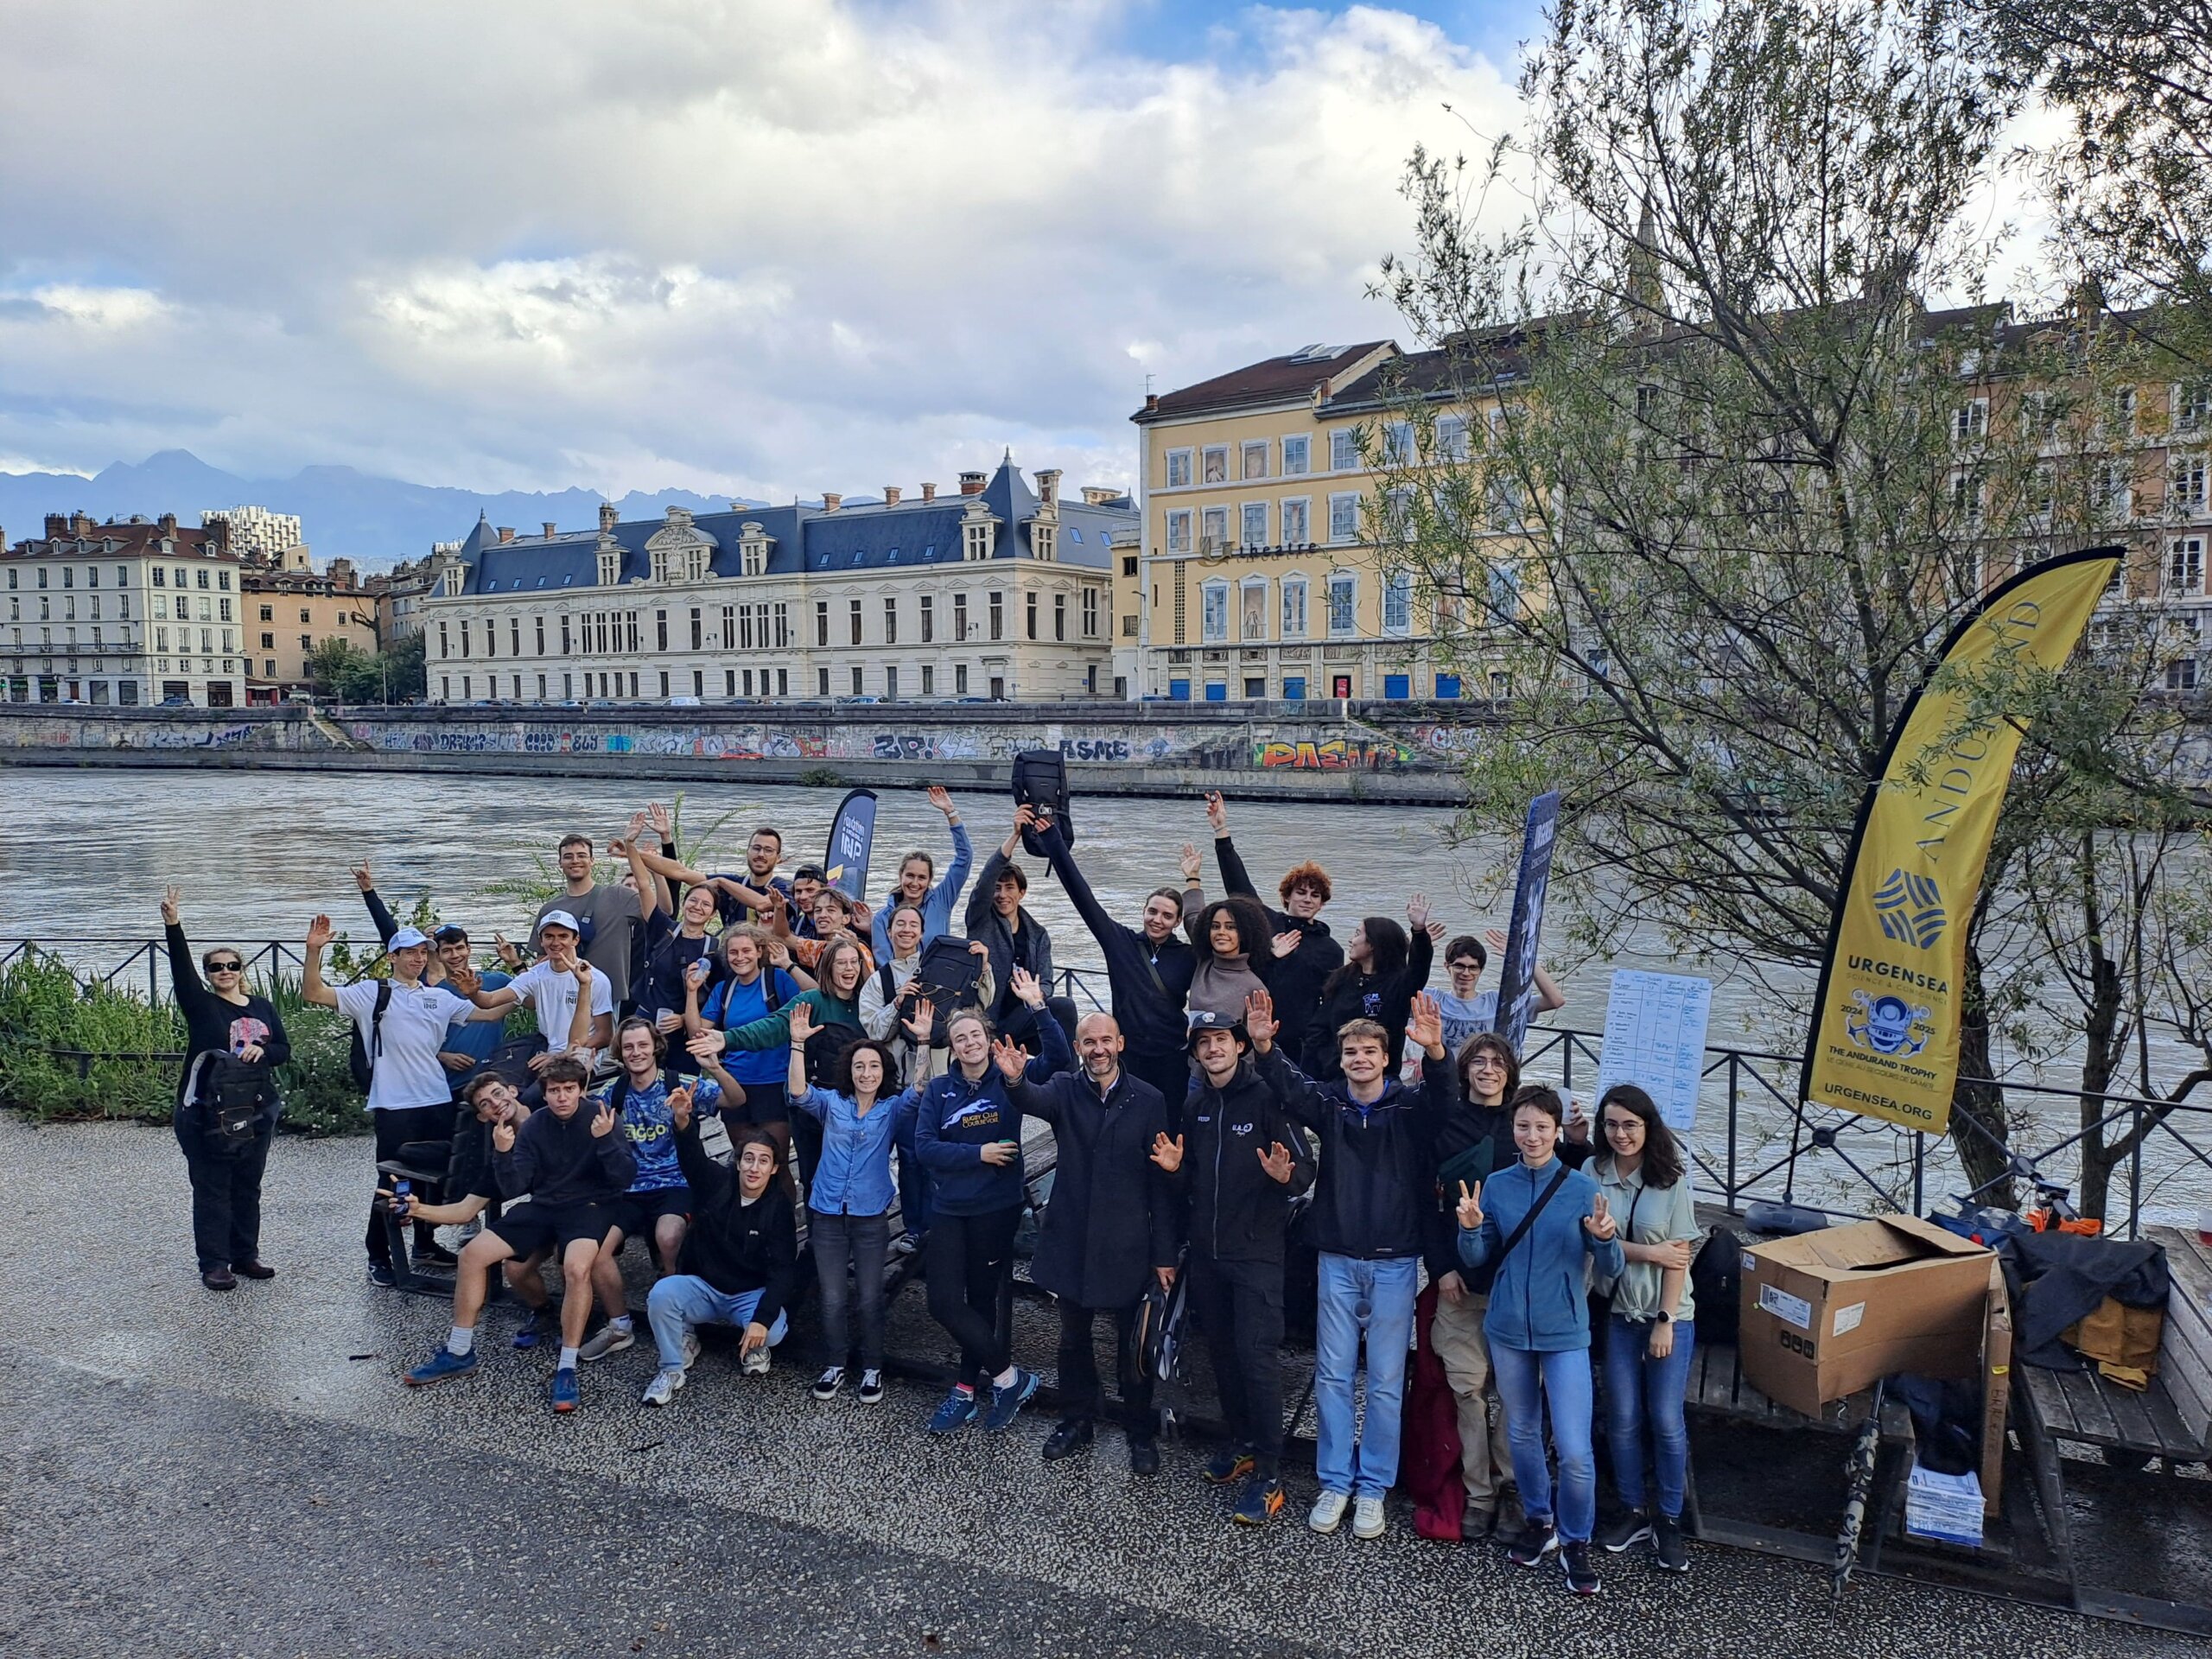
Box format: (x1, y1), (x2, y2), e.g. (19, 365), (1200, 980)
(1255, 737), (1417, 772)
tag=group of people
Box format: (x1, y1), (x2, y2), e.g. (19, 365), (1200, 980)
(163, 786), (1702, 1596)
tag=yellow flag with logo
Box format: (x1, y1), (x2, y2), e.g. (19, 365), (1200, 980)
(1802, 548), (2122, 1132)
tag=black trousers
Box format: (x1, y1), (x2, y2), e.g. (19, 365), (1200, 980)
(1126, 1049), (1192, 1132)
(174, 1105), (276, 1272)
(925, 1205), (1021, 1384)
(365, 1103), (452, 1263)
(790, 1108), (824, 1200)
(1056, 1298), (1158, 1440)
(1186, 1252), (1287, 1475)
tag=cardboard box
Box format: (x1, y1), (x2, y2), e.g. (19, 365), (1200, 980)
(1979, 1258), (2012, 1517)
(1739, 1216), (1996, 1418)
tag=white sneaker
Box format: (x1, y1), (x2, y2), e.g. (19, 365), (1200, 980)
(641, 1367), (686, 1408)
(577, 1323), (635, 1361)
(742, 1344), (772, 1376)
(1352, 1495), (1386, 1539)
(681, 1331), (701, 1370)
(1309, 1491), (1350, 1535)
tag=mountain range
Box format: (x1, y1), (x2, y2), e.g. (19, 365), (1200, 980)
(0, 451), (763, 572)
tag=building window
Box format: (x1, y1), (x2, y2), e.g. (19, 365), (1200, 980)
(1033, 524), (1055, 563)
(2171, 455), (2208, 516)
(954, 593), (969, 641)
(1328, 493), (1360, 543)
(1383, 421), (1414, 464)
(258, 604), (272, 622)
(1166, 510), (1192, 554)
(2170, 537), (2206, 595)
(816, 601), (830, 646)
(438, 621), (449, 658)
(720, 604), (735, 649)
(921, 664), (934, 696)
(1242, 441), (1268, 480)
(956, 663), (969, 695)
(1280, 498), (1310, 545)
(1437, 414), (1470, 461)
(1054, 591), (1067, 641)
(1952, 398), (1989, 442)
(964, 518), (992, 561)
(2107, 386), (2139, 437)
(883, 596), (898, 645)
(2170, 657), (2201, 690)
(652, 609), (666, 651)
(460, 620), (471, 657)
(689, 607), (702, 650)
(1330, 429), (1359, 471)
(1242, 501), (1268, 548)
(510, 616), (522, 656)
(773, 601), (790, 647)
(561, 613), (573, 653)
(1201, 445), (1228, 484)
(2177, 382), (2212, 433)
(850, 665), (865, 696)
(1026, 590), (1039, 640)
(988, 590), (1004, 641)
(1382, 570), (1414, 636)
(1081, 588), (1098, 638)
(1201, 581), (1229, 643)
(849, 597), (864, 645)
(919, 594), (933, 642)
(1240, 579), (1266, 641)
(1327, 573), (1357, 635)
(260, 632), (274, 649)
(1282, 435), (1311, 476)
(885, 665), (899, 699)
(1165, 448), (1193, 488)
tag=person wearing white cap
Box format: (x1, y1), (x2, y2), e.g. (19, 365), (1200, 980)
(448, 911), (613, 1075)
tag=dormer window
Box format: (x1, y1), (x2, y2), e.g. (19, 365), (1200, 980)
(964, 518), (992, 562)
(1033, 525), (1056, 563)
(684, 546), (708, 582)
(650, 546), (671, 583)
(441, 565), (463, 597)
(597, 543), (621, 586)
(739, 522), (770, 576)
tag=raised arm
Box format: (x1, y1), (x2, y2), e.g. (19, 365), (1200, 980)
(928, 787), (974, 908)
(1206, 791), (1262, 901)
(1036, 818), (1124, 951)
(671, 1109), (734, 1206)
(349, 860), (402, 946)
(611, 836), (661, 924)
(160, 888), (218, 1022)
(300, 913), (340, 1010)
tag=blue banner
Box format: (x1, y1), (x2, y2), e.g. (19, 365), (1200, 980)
(1493, 789), (1561, 1051)
(823, 788), (879, 901)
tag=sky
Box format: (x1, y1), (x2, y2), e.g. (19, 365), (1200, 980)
(0, 0), (1544, 505)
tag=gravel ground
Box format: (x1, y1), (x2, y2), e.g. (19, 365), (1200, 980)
(3, 1112), (2207, 1659)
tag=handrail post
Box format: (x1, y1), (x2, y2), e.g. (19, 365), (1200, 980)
(1726, 1052), (1740, 1210)
(2129, 1103), (2144, 1242)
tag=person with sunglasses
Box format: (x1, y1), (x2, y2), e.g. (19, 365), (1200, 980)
(162, 886), (292, 1291)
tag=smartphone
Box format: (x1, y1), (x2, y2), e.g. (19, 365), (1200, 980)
(393, 1178), (412, 1219)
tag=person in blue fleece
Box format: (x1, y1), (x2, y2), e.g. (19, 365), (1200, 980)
(1456, 1084), (1623, 1598)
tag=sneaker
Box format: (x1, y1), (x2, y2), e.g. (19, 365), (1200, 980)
(1461, 1504), (1498, 1542)
(857, 1369), (886, 1404)
(1507, 1518), (1560, 1567)
(403, 1346), (479, 1387)
(578, 1323), (635, 1362)
(1042, 1419), (1095, 1461)
(417, 1243), (461, 1268)
(927, 1386), (979, 1435)
(1599, 1508), (1654, 1554)
(1233, 1474), (1286, 1526)
(1308, 1490), (1350, 1535)
(550, 1367), (580, 1414)
(1203, 1449), (1256, 1486)
(812, 1366), (848, 1401)
(1561, 1538), (1601, 1597)
(200, 1268), (237, 1292)
(232, 1259), (276, 1281)
(641, 1368), (686, 1408)
(682, 1331), (701, 1370)
(1352, 1495), (1387, 1540)
(366, 1262), (397, 1288)
(1128, 1437), (1160, 1477)
(891, 1230), (921, 1257)
(1654, 1512), (1690, 1573)
(512, 1310), (550, 1351)
(982, 1368), (1039, 1433)
(741, 1344), (772, 1377)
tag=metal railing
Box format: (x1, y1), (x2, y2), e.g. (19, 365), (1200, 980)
(0, 937), (306, 1005)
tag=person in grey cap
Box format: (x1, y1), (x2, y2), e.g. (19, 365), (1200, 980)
(449, 911), (614, 1073)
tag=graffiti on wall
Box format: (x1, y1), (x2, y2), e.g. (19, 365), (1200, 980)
(1254, 736), (1417, 772)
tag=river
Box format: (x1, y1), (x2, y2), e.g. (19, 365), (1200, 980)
(3, 768), (2202, 1222)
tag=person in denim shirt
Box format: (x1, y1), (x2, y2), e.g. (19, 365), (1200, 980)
(788, 996), (938, 1406)
(1457, 1084), (1624, 1597)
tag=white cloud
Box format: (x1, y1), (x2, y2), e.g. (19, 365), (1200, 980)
(0, 1), (1522, 505)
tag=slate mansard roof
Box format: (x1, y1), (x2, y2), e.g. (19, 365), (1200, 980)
(450, 456), (1129, 600)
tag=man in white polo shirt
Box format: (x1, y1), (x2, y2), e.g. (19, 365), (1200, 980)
(449, 911), (614, 1072)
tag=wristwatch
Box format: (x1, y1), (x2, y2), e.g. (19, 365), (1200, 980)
(1654, 1311), (1672, 1324)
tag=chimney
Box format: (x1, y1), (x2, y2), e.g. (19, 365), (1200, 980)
(1035, 468), (1061, 511)
(959, 471), (987, 496)
(822, 492), (842, 512)
(1081, 486), (1121, 506)
(44, 513), (67, 538)
(157, 512), (177, 536)
(921, 481), (938, 502)
(1144, 393), (1160, 412)
(543, 520), (558, 538)
(598, 500), (619, 533)
(2074, 272), (2105, 323)
(73, 512), (94, 536)
(497, 525), (516, 544)
(882, 486), (901, 507)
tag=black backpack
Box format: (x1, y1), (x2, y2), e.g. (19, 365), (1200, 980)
(347, 980), (394, 1092)
(1012, 749), (1071, 857)
(188, 1052), (270, 1144)
(1691, 1226), (1743, 1346)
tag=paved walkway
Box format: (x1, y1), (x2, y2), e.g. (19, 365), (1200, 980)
(3, 1114), (2204, 1658)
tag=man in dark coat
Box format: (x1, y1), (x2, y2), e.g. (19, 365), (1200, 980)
(1000, 1004), (1180, 1473)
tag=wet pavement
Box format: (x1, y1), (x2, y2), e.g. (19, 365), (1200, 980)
(3, 1112), (2208, 1658)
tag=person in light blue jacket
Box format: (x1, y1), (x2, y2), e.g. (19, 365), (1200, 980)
(872, 786), (974, 959)
(1457, 1084), (1623, 1599)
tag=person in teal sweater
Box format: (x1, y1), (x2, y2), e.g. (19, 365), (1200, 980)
(1456, 1084), (1622, 1597)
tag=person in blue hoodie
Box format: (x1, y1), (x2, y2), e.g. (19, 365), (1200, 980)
(1456, 1084), (1624, 1599)
(870, 785), (975, 959)
(913, 982), (1070, 1438)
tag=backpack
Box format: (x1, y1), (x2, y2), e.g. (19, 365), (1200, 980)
(347, 980), (394, 1093)
(188, 1052), (270, 1145)
(1012, 749), (1072, 857)
(1691, 1226), (1743, 1346)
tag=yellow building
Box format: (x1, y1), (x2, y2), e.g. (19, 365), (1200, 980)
(243, 547), (379, 702)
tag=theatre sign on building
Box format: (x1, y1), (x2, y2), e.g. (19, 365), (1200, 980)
(423, 457), (1134, 705)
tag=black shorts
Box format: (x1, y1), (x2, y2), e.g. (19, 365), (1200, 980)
(723, 1081), (787, 1128)
(485, 1201), (612, 1259)
(609, 1186), (693, 1241)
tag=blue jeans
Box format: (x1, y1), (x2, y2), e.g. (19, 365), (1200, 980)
(1313, 1253), (1421, 1500)
(646, 1274), (789, 1371)
(1603, 1314), (1695, 1519)
(1491, 1343), (1597, 1542)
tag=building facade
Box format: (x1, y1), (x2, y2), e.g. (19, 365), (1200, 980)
(423, 458), (1130, 706)
(201, 505), (303, 565)
(243, 549), (378, 702)
(364, 543), (459, 642)
(0, 512), (246, 706)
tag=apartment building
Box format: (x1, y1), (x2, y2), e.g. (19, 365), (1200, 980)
(242, 547), (379, 702)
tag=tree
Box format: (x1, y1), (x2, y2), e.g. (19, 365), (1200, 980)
(383, 631), (427, 702)
(306, 637), (378, 702)
(1368, 0), (2168, 1201)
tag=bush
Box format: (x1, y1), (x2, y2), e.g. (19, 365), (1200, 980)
(0, 948), (187, 1123)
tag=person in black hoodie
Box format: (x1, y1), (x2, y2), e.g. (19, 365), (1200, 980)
(1253, 987), (1453, 1541)
(1035, 815), (1200, 1122)
(638, 1113), (800, 1408)
(963, 806), (1076, 1049)
(162, 887), (292, 1291)
(1300, 896), (1440, 1084)
(1204, 791), (1343, 1058)
(401, 1056), (634, 1414)
(1002, 1005), (1179, 1474)
(1153, 1003), (1314, 1526)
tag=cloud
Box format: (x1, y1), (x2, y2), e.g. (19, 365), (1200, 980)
(0, 1), (1522, 517)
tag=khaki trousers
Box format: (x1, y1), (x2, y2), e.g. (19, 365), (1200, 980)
(1430, 1287), (1516, 1510)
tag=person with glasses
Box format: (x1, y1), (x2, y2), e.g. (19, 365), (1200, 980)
(1203, 791), (1344, 1059)
(162, 887), (291, 1291)
(1430, 931), (1567, 1062)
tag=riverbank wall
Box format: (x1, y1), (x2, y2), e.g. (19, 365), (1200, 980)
(0, 701), (1491, 804)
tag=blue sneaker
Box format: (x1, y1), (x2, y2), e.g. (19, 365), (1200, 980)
(403, 1346), (478, 1387)
(984, 1368), (1040, 1433)
(927, 1386), (978, 1435)
(512, 1310), (549, 1351)
(550, 1366), (580, 1414)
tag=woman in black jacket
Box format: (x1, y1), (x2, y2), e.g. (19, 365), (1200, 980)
(963, 807), (1073, 1048)
(1300, 896), (1438, 1082)
(162, 886), (291, 1291)
(1205, 791), (1344, 1057)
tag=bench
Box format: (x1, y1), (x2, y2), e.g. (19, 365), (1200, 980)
(2012, 1224), (2212, 1632)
